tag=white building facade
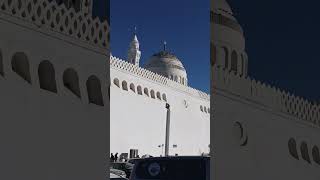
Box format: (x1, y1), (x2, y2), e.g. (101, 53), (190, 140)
(0, 0), (109, 179)
(212, 0), (320, 179)
(110, 35), (210, 157)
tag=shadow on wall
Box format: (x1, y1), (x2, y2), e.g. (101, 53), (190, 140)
(2, 50), (106, 107)
(288, 138), (320, 166)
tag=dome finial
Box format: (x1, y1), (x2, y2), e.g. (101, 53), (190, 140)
(163, 41), (167, 51)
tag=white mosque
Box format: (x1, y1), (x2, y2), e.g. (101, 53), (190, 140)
(212, 0), (320, 179)
(1, 0), (320, 178)
(110, 32), (210, 157)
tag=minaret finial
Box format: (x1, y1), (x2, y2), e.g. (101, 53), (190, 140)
(163, 41), (167, 51)
(134, 25), (137, 35)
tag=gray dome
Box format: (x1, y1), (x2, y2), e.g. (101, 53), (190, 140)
(144, 51), (188, 85)
(215, 0), (233, 16)
(211, 0), (245, 50)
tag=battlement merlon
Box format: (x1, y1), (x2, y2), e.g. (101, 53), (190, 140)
(110, 56), (210, 102)
(212, 65), (320, 128)
(0, 0), (110, 54)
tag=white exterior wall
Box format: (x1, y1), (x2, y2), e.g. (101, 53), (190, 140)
(213, 88), (320, 180)
(0, 1), (109, 179)
(110, 58), (210, 156)
(211, 0), (320, 179)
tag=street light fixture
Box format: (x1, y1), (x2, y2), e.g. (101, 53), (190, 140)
(165, 103), (170, 157)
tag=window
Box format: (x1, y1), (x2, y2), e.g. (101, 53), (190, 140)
(150, 90), (155, 99)
(113, 78), (120, 87)
(86, 75), (104, 106)
(288, 138), (299, 160)
(122, 81), (128, 91)
(130, 83), (135, 92)
(144, 88), (149, 96)
(162, 93), (167, 102)
(137, 85), (143, 95)
(300, 142), (311, 163)
(12, 52), (31, 83)
(200, 105), (203, 112)
(222, 47), (228, 69)
(63, 68), (81, 98)
(312, 146), (320, 165)
(38, 60), (57, 93)
(231, 50), (238, 73)
(156, 92), (161, 100)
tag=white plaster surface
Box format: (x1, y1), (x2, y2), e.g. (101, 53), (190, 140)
(110, 56), (210, 156)
(0, 4), (109, 179)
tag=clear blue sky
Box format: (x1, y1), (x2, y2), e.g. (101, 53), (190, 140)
(110, 0), (210, 93)
(229, 0), (320, 101)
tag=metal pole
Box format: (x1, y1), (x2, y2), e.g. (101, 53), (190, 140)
(165, 103), (170, 156)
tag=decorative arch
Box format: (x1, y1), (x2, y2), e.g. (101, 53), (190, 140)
(300, 142), (311, 163)
(222, 47), (229, 69)
(150, 90), (155, 99)
(162, 93), (167, 102)
(86, 75), (104, 106)
(231, 50), (238, 73)
(38, 60), (57, 93)
(156, 92), (161, 100)
(113, 78), (120, 88)
(144, 88), (149, 96)
(312, 146), (320, 165)
(12, 52), (31, 83)
(137, 85), (143, 95)
(63, 68), (81, 98)
(0, 49), (3, 76)
(130, 83), (135, 92)
(288, 138), (299, 159)
(122, 81), (128, 91)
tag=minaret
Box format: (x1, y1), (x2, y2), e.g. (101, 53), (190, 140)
(127, 27), (141, 66)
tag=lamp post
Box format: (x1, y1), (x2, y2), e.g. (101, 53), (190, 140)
(165, 103), (171, 156)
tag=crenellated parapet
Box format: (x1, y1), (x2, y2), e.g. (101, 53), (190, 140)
(110, 56), (210, 101)
(0, 0), (109, 51)
(213, 66), (320, 127)
(111, 56), (168, 85)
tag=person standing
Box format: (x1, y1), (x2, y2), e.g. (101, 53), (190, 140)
(114, 153), (118, 162)
(110, 153), (115, 162)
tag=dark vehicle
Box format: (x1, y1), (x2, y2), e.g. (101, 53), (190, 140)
(111, 162), (134, 178)
(129, 156), (210, 180)
(127, 158), (140, 165)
